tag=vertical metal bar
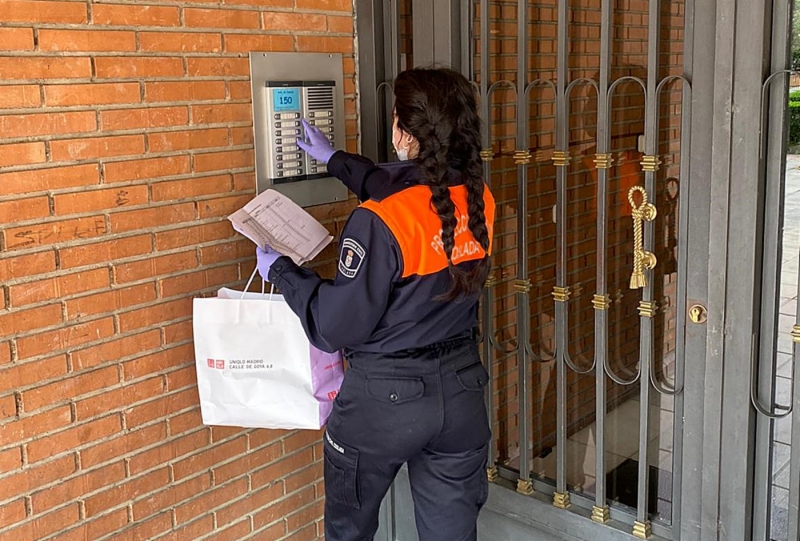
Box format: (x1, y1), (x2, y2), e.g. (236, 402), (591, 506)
(790, 293), (800, 541)
(411, 0), (433, 68)
(515, 0), (533, 497)
(355, 0), (387, 162)
(480, 0), (498, 483)
(554, 0), (570, 508)
(588, 0), (612, 524)
(633, 0), (662, 535)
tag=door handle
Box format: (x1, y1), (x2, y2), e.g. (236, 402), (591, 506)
(628, 185), (657, 289)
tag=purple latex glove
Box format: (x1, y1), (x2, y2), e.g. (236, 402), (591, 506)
(296, 118), (336, 164)
(256, 246), (281, 280)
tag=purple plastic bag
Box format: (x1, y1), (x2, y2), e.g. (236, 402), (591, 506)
(309, 345), (345, 425)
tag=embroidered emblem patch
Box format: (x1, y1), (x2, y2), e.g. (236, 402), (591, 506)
(338, 238), (365, 279)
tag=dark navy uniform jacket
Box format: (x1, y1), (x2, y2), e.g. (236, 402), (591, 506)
(267, 151), (496, 354)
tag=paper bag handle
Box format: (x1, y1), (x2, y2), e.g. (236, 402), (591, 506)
(241, 266), (275, 301)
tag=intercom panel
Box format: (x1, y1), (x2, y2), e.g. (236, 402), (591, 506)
(250, 53), (348, 208)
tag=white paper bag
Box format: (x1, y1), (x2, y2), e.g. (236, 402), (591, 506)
(192, 284), (344, 430)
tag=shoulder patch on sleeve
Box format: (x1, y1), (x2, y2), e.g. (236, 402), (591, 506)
(338, 238), (366, 279)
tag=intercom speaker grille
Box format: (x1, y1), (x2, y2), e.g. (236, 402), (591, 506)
(306, 87), (334, 111)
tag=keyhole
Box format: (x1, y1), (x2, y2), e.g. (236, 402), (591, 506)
(689, 304), (707, 324)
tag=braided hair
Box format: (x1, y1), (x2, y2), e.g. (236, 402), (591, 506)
(393, 68), (491, 300)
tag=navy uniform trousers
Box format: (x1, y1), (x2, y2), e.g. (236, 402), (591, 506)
(323, 337), (491, 541)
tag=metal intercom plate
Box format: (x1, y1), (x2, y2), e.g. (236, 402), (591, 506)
(249, 52), (348, 207)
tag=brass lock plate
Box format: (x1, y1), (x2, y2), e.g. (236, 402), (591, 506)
(689, 304), (707, 324)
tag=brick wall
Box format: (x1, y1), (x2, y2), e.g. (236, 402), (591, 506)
(0, 1), (357, 540)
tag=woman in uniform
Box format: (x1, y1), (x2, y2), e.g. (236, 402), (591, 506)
(256, 67), (496, 541)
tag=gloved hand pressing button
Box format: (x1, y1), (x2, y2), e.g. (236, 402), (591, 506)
(256, 246), (282, 280)
(296, 118), (336, 164)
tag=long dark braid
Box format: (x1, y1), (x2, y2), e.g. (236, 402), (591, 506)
(394, 68), (491, 300)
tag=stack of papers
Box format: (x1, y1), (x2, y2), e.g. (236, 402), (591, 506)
(228, 189), (333, 265)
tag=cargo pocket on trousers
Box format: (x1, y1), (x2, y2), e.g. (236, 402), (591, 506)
(324, 430), (361, 509)
(365, 376), (424, 404)
(455, 362), (489, 391)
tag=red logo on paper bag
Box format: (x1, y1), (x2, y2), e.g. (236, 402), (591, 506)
(215, 360), (225, 369)
(327, 390), (339, 401)
(207, 359), (215, 368)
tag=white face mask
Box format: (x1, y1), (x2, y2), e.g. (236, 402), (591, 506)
(392, 119), (411, 161)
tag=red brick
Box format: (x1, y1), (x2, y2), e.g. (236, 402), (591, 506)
(0, 504), (80, 541)
(159, 264), (238, 298)
(102, 513), (172, 541)
(284, 463), (323, 494)
(59, 235), (152, 269)
(262, 12), (325, 31)
(0, 394), (16, 421)
(213, 441), (281, 485)
(56, 508), (130, 541)
(4, 215), (107, 250)
(0, 141), (46, 167)
(185, 8), (259, 29)
(0, 28), (33, 51)
(80, 422), (167, 468)
(253, 487), (315, 530)
(191, 103), (251, 125)
(39, 29), (136, 52)
(65, 282), (157, 320)
(124, 387), (196, 428)
(216, 483), (283, 527)
(163, 320), (194, 346)
(145, 80), (226, 103)
(120, 342), (193, 378)
(0, 304), (62, 335)
(210, 425), (244, 442)
(0, 84), (40, 108)
(105, 155), (191, 183)
(84, 467), (170, 517)
(0, 111), (96, 139)
(287, 500), (324, 534)
(200, 239), (251, 265)
(92, 4), (180, 26)
(0, 448), (22, 475)
(252, 448), (314, 489)
(115, 250), (198, 283)
(160, 516), (215, 541)
(173, 436), (247, 480)
(283, 523), (317, 541)
(110, 202), (195, 234)
(127, 429), (208, 475)
(9, 267), (110, 307)
(16, 317), (115, 360)
(231, 125), (254, 146)
(296, 0), (352, 12)
(226, 519), (266, 540)
(0, 0), (87, 24)
(23, 365), (119, 412)
(76, 376), (164, 421)
(187, 57), (249, 77)
(94, 56), (185, 79)
(167, 408), (203, 436)
(233, 172), (255, 191)
(0, 406), (72, 450)
(30, 461), (126, 513)
(0, 342), (10, 365)
(0, 499), (26, 529)
(27, 415), (121, 463)
(71, 330), (160, 371)
(194, 149), (253, 173)
(164, 365), (196, 391)
(0, 196), (50, 223)
(139, 32), (222, 53)
(150, 174), (232, 201)
(197, 195), (250, 220)
(175, 478), (247, 524)
(45, 82), (140, 107)
(148, 128), (229, 153)
(0, 252), (56, 282)
(0, 163), (99, 196)
(132, 474), (212, 521)
(328, 15), (354, 33)
(55, 186), (147, 216)
(51, 135), (146, 162)
(154, 221), (234, 251)
(224, 0), (291, 5)
(100, 106), (188, 131)
(223, 33), (294, 53)
(228, 81), (251, 100)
